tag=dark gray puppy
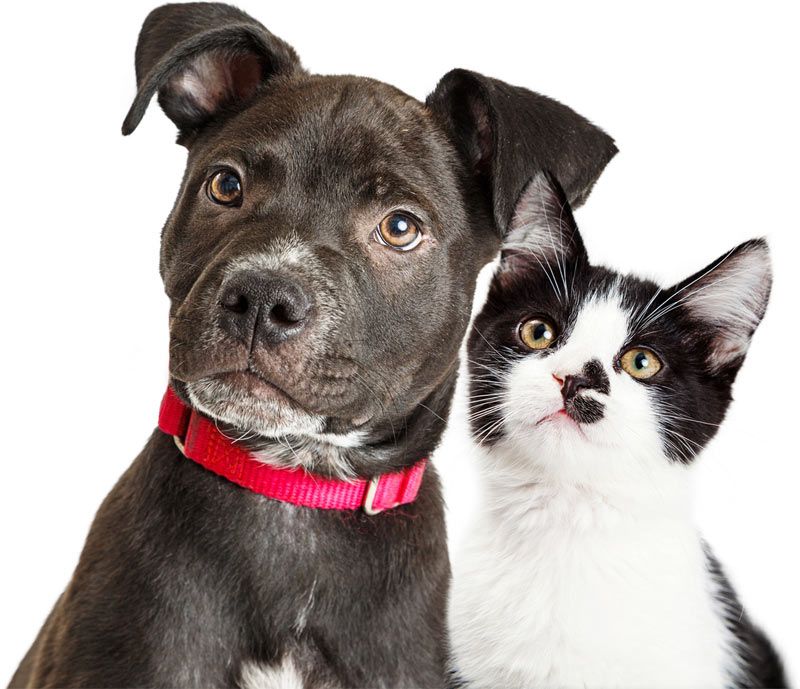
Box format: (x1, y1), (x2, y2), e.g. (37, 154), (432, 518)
(10, 3), (616, 687)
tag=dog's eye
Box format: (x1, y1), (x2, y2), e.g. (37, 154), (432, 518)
(207, 170), (242, 206)
(619, 347), (662, 380)
(519, 318), (557, 350)
(374, 212), (422, 251)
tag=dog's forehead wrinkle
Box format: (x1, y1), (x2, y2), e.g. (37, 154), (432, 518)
(232, 75), (433, 156)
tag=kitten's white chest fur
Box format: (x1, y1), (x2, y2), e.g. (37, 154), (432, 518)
(450, 468), (736, 689)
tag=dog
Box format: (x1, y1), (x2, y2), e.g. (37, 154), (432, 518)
(9, 3), (616, 687)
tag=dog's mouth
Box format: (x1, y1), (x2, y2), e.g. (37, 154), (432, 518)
(217, 368), (304, 409)
(184, 368), (328, 440)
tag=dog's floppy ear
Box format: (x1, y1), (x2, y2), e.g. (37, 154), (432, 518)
(426, 69), (617, 237)
(122, 3), (303, 140)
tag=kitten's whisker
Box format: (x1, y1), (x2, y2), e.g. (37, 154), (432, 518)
(468, 404), (507, 421)
(514, 244), (563, 303)
(637, 246), (738, 329)
(658, 413), (722, 428)
(474, 416), (506, 444)
(539, 183), (569, 301)
(638, 264), (750, 331)
(471, 326), (513, 362)
(417, 402), (447, 424)
(469, 396), (508, 406)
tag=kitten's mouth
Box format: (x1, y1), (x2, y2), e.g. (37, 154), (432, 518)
(535, 408), (589, 439)
(536, 408), (572, 426)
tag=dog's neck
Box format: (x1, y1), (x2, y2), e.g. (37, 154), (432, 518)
(243, 365), (459, 479)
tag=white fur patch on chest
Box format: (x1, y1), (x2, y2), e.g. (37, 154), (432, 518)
(239, 656), (304, 689)
(450, 479), (736, 689)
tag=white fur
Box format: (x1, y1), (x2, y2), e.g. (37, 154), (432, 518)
(293, 579), (317, 634)
(229, 238), (314, 273)
(187, 377), (326, 440)
(239, 657), (303, 689)
(306, 429), (368, 449)
(450, 293), (740, 689)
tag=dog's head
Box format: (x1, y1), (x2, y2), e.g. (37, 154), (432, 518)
(123, 3), (617, 472)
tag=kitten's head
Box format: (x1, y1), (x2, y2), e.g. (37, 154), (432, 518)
(469, 172), (771, 483)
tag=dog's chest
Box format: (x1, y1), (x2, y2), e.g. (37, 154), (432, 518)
(450, 494), (734, 689)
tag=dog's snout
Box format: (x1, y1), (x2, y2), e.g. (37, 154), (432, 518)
(219, 270), (312, 345)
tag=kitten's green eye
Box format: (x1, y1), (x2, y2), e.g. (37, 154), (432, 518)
(620, 347), (662, 379)
(519, 318), (557, 350)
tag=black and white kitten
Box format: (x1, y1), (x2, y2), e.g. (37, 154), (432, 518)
(449, 172), (786, 689)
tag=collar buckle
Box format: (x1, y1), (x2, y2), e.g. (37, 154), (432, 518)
(363, 476), (388, 516)
(173, 434), (187, 456)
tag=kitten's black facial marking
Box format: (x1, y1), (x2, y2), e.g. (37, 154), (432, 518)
(582, 359), (610, 394)
(560, 359), (609, 424)
(568, 395), (605, 425)
(467, 171), (772, 465)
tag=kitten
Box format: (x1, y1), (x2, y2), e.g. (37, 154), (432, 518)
(449, 172), (786, 689)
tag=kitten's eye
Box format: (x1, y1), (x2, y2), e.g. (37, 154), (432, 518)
(620, 347), (662, 379)
(374, 212), (422, 251)
(519, 318), (557, 350)
(207, 169), (242, 206)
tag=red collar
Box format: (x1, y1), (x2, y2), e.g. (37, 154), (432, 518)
(158, 387), (426, 514)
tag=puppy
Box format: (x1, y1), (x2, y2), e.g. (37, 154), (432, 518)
(9, 3), (616, 687)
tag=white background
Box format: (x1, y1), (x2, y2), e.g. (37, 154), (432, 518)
(1, 0), (797, 682)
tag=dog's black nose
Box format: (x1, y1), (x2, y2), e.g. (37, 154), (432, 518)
(219, 270), (312, 345)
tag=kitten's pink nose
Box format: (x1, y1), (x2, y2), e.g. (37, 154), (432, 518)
(552, 374), (564, 387)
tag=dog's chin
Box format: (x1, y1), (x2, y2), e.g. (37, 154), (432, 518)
(186, 374), (326, 439)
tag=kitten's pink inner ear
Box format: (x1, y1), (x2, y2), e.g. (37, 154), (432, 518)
(678, 240), (772, 371)
(172, 51), (263, 116)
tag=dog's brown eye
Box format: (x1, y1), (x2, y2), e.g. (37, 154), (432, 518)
(207, 170), (242, 206)
(519, 318), (557, 350)
(374, 212), (422, 251)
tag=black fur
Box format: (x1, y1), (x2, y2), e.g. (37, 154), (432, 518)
(705, 547), (788, 689)
(10, 4), (617, 688)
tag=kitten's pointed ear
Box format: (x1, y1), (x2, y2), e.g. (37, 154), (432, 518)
(426, 69), (617, 238)
(122, 3), (303, 141)
(501, 171), (588, 271)
(674, 239), (772, 371)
